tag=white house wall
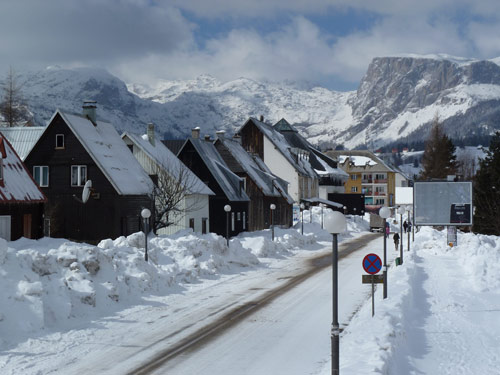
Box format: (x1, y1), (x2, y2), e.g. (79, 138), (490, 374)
(262, 136), (299, 202)
(125, 139), (210, 236)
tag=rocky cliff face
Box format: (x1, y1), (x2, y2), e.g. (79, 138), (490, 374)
(342, 56), (500, 149)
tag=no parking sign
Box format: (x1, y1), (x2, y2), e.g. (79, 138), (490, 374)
(362, 253), (382, 275)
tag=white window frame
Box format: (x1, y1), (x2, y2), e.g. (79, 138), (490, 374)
(351, 186), (358, 192)
(71, 165), (87, 187)
(33, 166), (49, 187)
(56, 134), (65, 149)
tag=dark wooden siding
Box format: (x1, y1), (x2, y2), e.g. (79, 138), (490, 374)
(178, 140), (249, 237)
(240, 121), (264, 158)
(25, 113), (153, 243)
(0, 202), (44, 240)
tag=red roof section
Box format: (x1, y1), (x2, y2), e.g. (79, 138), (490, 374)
(0, 132), (46, 204)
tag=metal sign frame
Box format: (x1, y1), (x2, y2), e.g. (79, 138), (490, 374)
(413, 181), (473, 226)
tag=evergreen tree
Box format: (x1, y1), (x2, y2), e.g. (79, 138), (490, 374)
(419, 116), (457, 180)
(473, 132), (500, 234)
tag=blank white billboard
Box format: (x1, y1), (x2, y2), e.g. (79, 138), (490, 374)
(414, 182), (472, 226)
(396, 187), (413, 205)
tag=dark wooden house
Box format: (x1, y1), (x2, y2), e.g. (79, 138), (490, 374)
(176, 128), (250, 238)
(214, 132), (293, 231)
(24, 102), (154, 243)
(0, 133), (46, 241)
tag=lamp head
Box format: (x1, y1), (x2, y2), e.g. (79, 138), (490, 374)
(324, 211), (347, 234)
(141, 208), (151, 219)
(397, 206), (405, 215)
(379, 206), (391, 219)
(270, 204), (276, 210)
(224, 204), (231, 212)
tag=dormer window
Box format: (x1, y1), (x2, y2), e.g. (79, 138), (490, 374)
(56, 134), (65, 149)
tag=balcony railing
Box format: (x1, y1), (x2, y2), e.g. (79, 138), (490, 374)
(374, 179), (387, 183)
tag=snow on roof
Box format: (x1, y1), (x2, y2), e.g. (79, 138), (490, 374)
(248, 118), (316, 178)
(339, 155), (377, 166)
(188, 138), (249, 202)
(0, 127), (45, 160)
(122, 132), (214, 196)
(0, 134), (46, 203)
(217, 137), (294, 203)
(52, 111), (154, 195)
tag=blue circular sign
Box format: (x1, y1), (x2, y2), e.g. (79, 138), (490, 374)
(363, 253), (382, 275)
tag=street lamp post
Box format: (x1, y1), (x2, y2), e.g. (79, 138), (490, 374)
(141, 208), (151, 262)
(379, 206), (391, 299)
(300, 203), (305, 235)
(407, 207), (411, 251)
(321, 203), (325, 229)
(324, 211), (347, 375)
(397, 205), (405, 265)
(224, 204), (231, 246)
(270, 203), (276, 241)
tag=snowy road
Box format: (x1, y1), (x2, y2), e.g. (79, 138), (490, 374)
(133, 233), (394, 375)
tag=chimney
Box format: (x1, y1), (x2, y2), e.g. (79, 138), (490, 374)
(233, 134), (242, 144)
(216, 130), (226, 139)
(259, 115), (264, 122)
(191, 127), (200, 139)
(82, 100), (97, 124)
(204, 134), (212, 141)
(147, 123), (155, 146)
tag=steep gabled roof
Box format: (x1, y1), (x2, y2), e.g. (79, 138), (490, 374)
(0, 133), (46, 203)
(274, 120), (348, 180)
(0, 126), (45, 160)
(243, 117), (316, 178)
(122, 132), (214, 196)
(34, 110), (154, 196)
(183, 137), (249, 202)
(215, 136), (294, 204)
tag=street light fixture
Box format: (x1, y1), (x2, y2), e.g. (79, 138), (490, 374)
(300, 203), (305, 235)
(397, 205), (405, 265)
(141, 208), (151, 262)
(324, 210), (347, 375)
(224, 204), (231, 246)
(270, 203), (276, 241)
(379, 206), (391, 299)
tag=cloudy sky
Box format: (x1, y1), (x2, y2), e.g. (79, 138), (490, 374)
(1, 0), (500, 91)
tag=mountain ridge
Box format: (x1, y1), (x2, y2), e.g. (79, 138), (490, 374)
(3, 54), (500, 150)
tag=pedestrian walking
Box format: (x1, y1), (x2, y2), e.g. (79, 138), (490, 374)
(403, 220), (408, 233)
(393, 232), (400, 251)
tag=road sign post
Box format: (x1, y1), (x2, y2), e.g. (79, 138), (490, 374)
(362, 253), (383, 317)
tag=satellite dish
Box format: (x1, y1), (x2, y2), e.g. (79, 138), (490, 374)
(82, 180), (92, 203)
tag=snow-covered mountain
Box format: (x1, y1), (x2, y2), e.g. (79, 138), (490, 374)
(7, 54), (500, 149)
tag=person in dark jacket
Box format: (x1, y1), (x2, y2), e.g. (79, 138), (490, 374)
(403, 220), (408, 233)
(393, 232), (400, 250)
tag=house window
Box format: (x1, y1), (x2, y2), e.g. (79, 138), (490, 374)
(237, 212), (241, 221)
(231, 212), (235, 231)
(351, 186), (358, 192)
(202, 218), (208, 234)
(189, 218), (195, 230)
(242, 212), (246, 230)
(350, 174), (357, 180)
(71, 165), (87, 186)
(33, 166), (49, 187)
(56, 134), (64, 149)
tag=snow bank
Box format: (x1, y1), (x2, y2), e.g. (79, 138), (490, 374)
(320, 226), (500, 374)
(0, 208), (368, 351)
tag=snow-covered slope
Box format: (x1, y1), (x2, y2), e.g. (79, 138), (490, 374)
(7, 55), (500, 149)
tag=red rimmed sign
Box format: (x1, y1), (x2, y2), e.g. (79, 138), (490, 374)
(363, 253), (382, 275)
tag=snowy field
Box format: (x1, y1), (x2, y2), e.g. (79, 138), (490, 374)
(1, 207), (499, 374)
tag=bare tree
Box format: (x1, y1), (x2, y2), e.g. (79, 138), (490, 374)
(456, 149), (476, 180)
(150, 161), (206, 234)
(0, 67), (29, 127)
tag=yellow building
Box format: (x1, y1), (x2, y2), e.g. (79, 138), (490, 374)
(326, 150), (408, 212)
